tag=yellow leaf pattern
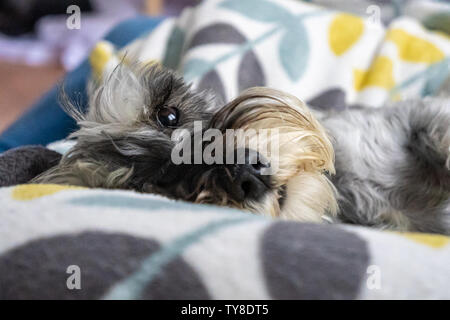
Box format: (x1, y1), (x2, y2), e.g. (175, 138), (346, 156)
(329, 13), (364, 56)
(387, 29), (445, 63)
(12, 184), (84, 201)
(353, 56), (395, 91)
(89, 41), (115, 79)
(401, 232), (449, 248)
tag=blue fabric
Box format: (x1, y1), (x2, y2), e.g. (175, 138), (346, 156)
(0, 16), (165, 153)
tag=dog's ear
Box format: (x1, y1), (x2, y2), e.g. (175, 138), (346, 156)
(86, 63), (148, 125)
(59, 62), (150, 128)
(212, 87), (338, 221)
(212, 87), (335, 182)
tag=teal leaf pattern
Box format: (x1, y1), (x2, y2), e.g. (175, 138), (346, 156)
(279, 25), (309, 81)
(220, 0), (293, 23)
(421, 58), (450, 96)
(390, 57), (450, 98)
(104, 216), (257, 299)
(183, 58), (212, 82)
(162, 26), (185, 70)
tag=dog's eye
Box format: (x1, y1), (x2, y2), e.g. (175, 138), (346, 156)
(157, 106), (179, 128)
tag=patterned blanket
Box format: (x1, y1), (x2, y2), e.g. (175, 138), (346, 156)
(1, 184), (449, 299)
(90, 0), (450, 109)
(1, 0), (449, 299)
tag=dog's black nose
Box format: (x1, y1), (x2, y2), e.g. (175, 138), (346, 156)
(228, 149), (271, 202)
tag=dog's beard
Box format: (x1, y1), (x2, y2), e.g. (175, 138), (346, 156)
(35, 63), (337, 223)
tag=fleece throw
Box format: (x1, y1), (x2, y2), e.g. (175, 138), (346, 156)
(0, 184), (449, 299)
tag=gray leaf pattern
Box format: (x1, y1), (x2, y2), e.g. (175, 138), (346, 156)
(238, 50), (265, 92)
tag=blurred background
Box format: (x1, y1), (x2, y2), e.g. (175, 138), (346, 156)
(0, 0), (197, 133)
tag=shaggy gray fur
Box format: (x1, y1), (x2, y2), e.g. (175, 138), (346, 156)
(316, 98), (450, 234)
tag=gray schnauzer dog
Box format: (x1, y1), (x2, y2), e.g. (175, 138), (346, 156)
(34, 63), (450, 234)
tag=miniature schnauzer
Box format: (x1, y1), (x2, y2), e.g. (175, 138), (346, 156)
(34, 64), (450, 234)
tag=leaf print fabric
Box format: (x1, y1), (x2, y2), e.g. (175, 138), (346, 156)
(91, 0), (450, 110)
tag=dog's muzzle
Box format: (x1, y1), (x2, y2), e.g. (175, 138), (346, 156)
(217, 149), (271, 202)
(153, 145), (272, 206)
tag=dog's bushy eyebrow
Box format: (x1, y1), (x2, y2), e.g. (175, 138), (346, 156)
(155, 74), (174, 108)
(163, 76), (174, 104)
(146, 66), (178, 108)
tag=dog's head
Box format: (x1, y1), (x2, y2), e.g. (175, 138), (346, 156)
(37, 64), (337, 222)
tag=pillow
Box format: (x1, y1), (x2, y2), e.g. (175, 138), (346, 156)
(89, 0), (450, 110)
